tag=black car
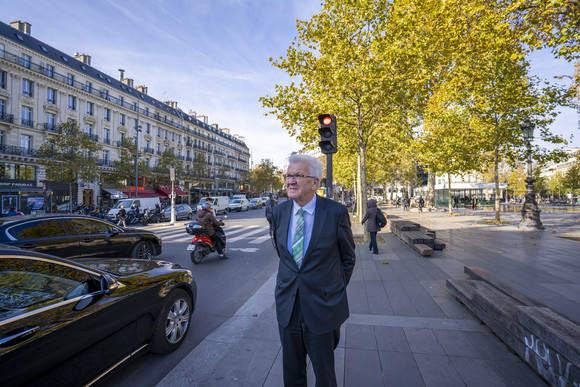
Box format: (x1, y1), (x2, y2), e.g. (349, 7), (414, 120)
(0, 248), (196, 386)
(0, 214), (161, 260)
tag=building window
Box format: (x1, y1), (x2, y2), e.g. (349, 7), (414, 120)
(104, 108), (111, 121)
(47, 88), (57, 104)
(172, 132), (175, 142)
(103, 150), (110, 164)
(102, 89), (109, 100)
(0, 99), (5, 116)
(146, 123), (150, 134)
(119, 96), (124, 106)
(67, 95), (77, 110)
(157, 127), (161, 137)
(21, 54), (31, 69)
(0, 43), (4, 58)
(21, 134), (32, 150)
(22, 79), (34, 97)
(165, 130), (169, 140)
(133, 102), (137, 111)
(21, 106), (33, 127)
(46, 113), (57, 129)
(86, 102), (94, 116)
(178, 134), (182, 144)
(0, 70), (6, 88)
(146, 139), (151, 150)
(104, 128), (110, 144)
(45, 64), (54, 78)
(86, 123), (94, 135)
(133, 119), (138, 130)
(120, 114), (126, 126)
(67, 73), (74, 86)
(157, 143), (161, 154)
(120, 132), (125, 144)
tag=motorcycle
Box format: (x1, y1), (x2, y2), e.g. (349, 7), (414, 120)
(186, 216), (227, 264)
(141, 209), (164, 226)
(125, 209), (143, 225)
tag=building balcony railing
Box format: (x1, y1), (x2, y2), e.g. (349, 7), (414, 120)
(43, 123), (59, 132)
(144, 147), (154, 154)
(0, 113), (14, 123)
(117, 140), (124, 147)
(0, 144), (38, 157)
(96, 159), (115, 167)
(103, 138), (111, 145)
(85, 133), (99, 142)
(186, 156), (192, 162)
(21, 119), (34, 128)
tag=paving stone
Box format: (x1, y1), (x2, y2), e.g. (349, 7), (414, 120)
(374, 326), (411, 353)
(345, 324), (377, 350)
(404, 328), (446, 356)
(414, 353), (464, 387)
(449, 356), (507, 387)
(433, 329), (482, 358)
(379, 350), (424, 387)
(344, 348), (383, 386)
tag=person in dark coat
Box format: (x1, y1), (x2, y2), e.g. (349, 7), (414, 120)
(361, 198), (380, 254)
(196, 202), (227, 259)
(117, 205), (127, 228)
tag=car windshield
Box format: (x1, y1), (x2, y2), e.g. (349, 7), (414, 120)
(112, 200), (133, 209)
(231, 200), (241, 204)
(250, 199), (258, 203)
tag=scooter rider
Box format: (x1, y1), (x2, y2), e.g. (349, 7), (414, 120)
(196, 202), (227, 259)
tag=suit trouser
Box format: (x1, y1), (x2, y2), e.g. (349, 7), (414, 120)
(279, 293), (340, 387)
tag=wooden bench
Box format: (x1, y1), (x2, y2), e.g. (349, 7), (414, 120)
(388, 219), (445, 256)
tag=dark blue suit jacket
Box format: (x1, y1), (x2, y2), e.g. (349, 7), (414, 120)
(272, 195), (356, 335)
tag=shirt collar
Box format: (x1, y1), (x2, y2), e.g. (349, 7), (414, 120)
(293, 194), (317, 216)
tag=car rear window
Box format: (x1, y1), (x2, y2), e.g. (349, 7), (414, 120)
(7, 219), (68, 240)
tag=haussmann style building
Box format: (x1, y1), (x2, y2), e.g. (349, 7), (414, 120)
(0, 20), (250, 214)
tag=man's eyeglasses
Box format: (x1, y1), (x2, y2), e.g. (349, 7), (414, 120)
(284, 173), (317, 180)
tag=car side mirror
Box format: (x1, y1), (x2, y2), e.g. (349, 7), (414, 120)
(101, 274), (119, 295)
(74, 294), (95, 311)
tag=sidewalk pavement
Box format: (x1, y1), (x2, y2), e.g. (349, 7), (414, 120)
(158, 207), (580, 386)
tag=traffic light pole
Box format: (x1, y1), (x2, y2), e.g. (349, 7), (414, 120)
(326, 153), (332, 199)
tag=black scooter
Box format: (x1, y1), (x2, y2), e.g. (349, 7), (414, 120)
(141, 209), (164, 226)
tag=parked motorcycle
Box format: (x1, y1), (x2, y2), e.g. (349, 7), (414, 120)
(186, 216), (227, 264)
(125, 209), (143, 225)
(141, 209), (164, 226)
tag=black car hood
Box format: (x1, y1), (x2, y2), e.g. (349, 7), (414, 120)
(76, 258), (184, 277)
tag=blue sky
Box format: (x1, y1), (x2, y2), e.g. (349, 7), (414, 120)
(2, 0), (578, 169)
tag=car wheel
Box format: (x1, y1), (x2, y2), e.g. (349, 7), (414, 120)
(141, 218), (149, 226)
(150, 289), (192, 354)
(131, 241), (153, 259)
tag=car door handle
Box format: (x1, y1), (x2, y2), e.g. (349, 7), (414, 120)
(0, 326), (40, 347)
(81, 238), (92, 243)
(21, 243), (37, 249)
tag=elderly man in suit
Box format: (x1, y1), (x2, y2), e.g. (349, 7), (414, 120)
(271, 154), (356, 387)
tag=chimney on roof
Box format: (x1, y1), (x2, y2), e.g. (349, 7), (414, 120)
(197, 115), (208, 124)
(122, 78), (134, 88)
(211, 123), (219, 130)
(118, 69), (125, 81)
(136, 85), (148, 95)
(10, 20), (31, 35)
(164, 100), (178, 109)
(74, 53), (91, 65)
(221, 128), (230, 135)
(189, 110), (196, 118)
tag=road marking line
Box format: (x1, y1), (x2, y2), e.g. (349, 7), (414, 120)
(249, 235), (272, 244)
(227, 228), (267, 242)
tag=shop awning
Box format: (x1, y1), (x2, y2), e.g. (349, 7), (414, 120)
(157, 187), (188, 196)
(103, 188), (128, 199)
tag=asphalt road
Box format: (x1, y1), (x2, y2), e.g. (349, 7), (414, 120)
(100, 205), (279, 386)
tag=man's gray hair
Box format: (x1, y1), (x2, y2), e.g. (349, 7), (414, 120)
(288, 154), (323, 180)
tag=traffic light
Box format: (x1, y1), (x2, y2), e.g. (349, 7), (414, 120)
(318, 114), (337, 154)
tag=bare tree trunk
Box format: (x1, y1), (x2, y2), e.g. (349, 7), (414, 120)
(448, 172), (453, 215)
(494, 148), (501, 222)
(426, 169), (435, 210)
(69, 182), (74, 213)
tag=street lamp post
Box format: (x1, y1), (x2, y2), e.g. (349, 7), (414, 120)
(519, 119), (544, 230)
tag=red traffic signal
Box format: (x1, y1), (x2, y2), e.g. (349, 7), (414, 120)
(318, 114), (337, 154)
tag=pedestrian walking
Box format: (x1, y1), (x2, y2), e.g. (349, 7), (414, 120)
(117, 205), (127, 228)
(271, 154), (356, 387)
(453, 196), (459, 208)
(403, 196), (410, 211)
(418, 196), (425, 212)
(361, 198), (380, 254)
(472, 197), (478, 210)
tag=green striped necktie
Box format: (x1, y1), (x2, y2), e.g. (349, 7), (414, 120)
(292, 208), (305, 268)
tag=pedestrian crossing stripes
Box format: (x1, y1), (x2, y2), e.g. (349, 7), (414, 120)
(155, 225), (272, 245)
